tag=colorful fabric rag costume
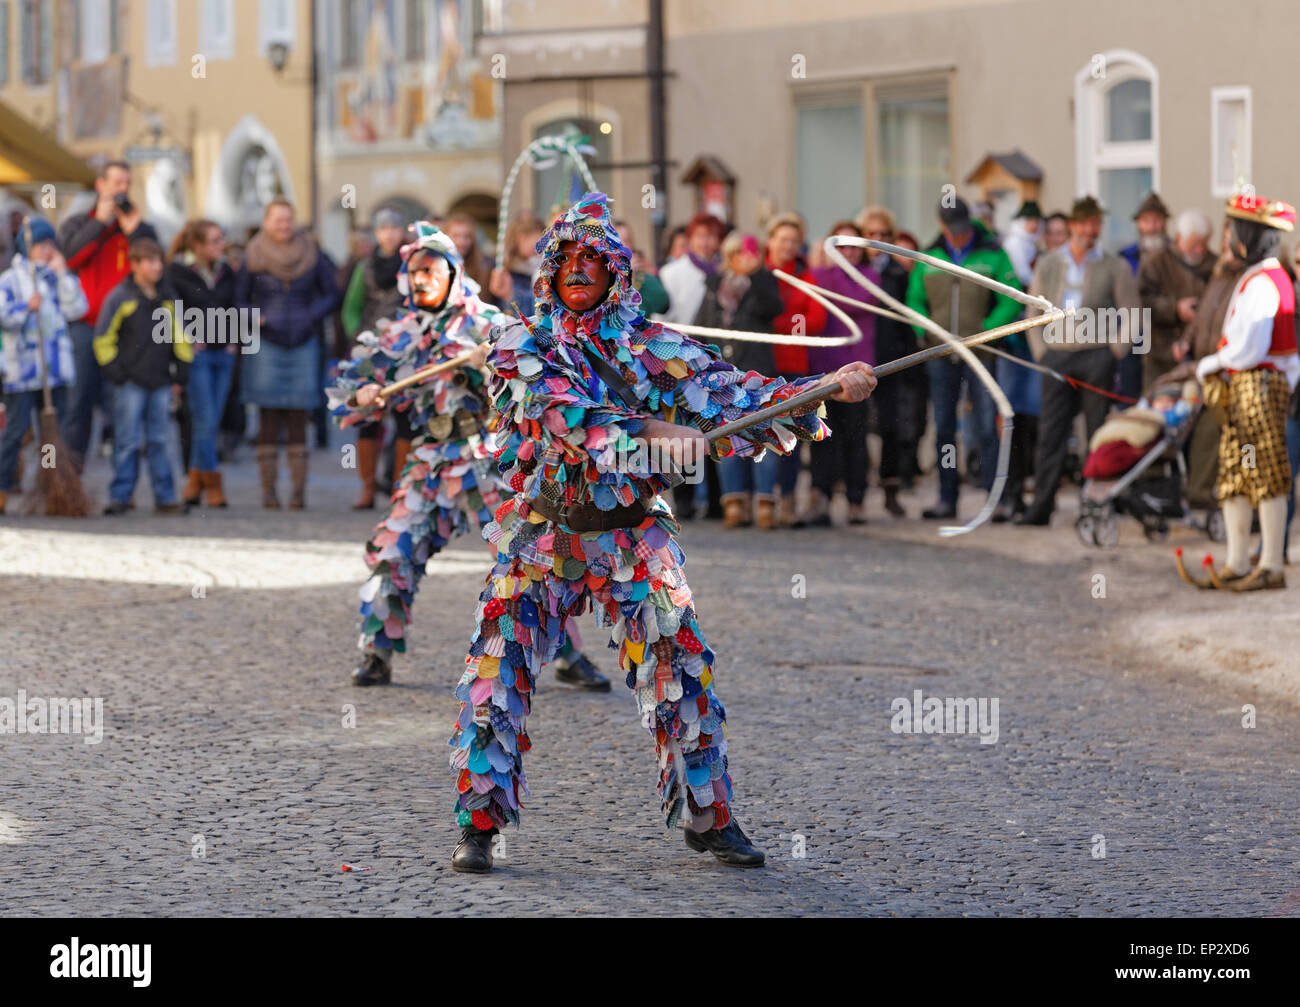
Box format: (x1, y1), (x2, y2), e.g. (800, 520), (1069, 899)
(328, 223), (505, 655)
(449, 192), (835, 834)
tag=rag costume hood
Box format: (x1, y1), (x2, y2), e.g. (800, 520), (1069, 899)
(531, 192), (643, 337)
(397, 221), (478, 311)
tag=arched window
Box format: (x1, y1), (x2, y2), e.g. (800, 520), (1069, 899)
(1074, 51), (1158, 250)
(530, 118), (612, 217)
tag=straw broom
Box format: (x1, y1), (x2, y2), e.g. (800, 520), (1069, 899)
(22, 218), (89, 517)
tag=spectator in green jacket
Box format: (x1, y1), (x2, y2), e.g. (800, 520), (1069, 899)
(341, 208), (409, 340)
(905, 196), (1022, 520)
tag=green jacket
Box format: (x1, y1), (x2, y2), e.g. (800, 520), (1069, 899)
(636, 271), (669, 317)
(905, 227), (1022, 349)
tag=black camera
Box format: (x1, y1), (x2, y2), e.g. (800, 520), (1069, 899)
(113, 193), (134, 214)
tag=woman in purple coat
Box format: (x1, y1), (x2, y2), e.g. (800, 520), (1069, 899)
(806, 221), (878, 525)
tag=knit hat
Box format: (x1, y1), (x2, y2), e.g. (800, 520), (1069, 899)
(373, 207), (407, 231)
(15, 217), (56, 255)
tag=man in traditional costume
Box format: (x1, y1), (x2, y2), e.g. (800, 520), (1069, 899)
(329, 223), (610, 689)
(448, 194), (876, 872)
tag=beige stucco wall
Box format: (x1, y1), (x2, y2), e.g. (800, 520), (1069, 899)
(114, 0), (315, 225)
(663, 0), (1299, 240)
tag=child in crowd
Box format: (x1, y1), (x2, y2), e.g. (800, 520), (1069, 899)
(94, 237), (192, 514)
(0, 217), (88, 514)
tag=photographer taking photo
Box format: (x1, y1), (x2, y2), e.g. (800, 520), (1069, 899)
(58, 160), (158, 471)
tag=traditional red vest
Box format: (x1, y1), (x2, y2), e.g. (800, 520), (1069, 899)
(1219, 264), (1297, 366)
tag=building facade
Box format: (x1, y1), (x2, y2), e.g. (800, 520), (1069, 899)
(664, 0), (1284, 251)
(313, 0), (504, 260)
(0, 0), (316, 245)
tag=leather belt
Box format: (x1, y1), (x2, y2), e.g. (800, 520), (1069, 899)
(527, 493), (649, 532)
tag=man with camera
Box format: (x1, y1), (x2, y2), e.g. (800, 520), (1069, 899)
(58, 160), (158, 471)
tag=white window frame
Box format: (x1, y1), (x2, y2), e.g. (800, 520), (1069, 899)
(259, 0), (296, 58)
(199, 0), (235, 61)
(1073, 49), (1159, 198)
(1210, 85), (1252, 198)
(79, 0), (109, 64)
(144, 0), (177, 67)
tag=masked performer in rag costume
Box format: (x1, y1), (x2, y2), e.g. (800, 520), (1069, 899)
(329, 222), (610, 689)
(448, 194), (876, 873)
(1178, 193), (1300, 590)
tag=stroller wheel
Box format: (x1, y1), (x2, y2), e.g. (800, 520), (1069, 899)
(1075, 514), (1096, 547)
(1206, 508), (1227, 543)
(1096, 508), (1121, 548)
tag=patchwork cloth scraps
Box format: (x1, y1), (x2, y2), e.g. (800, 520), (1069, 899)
(327, 268), (505, 655)
(450, 498), (733, 833)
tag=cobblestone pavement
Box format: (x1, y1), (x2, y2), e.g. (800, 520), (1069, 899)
(2, 449), (1299, 916)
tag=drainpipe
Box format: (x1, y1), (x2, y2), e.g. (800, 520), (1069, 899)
(647, 0), (667, 260)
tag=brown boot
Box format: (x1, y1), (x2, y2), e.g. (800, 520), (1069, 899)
(205, 471), (228, 508)
(796, 489), (831, 528)
(779, 494), (798, 528)
(256, 445), (280, 509)
(883, 482), (906, 518)
(755, 494), (777, 530)
(353, 438), (379, 509)
(722, 493), (752, 528)
(392, 438), (412, 486)
(287, 445), (309, 510)
(182, 468), (203, 507)
(0, 490), (6, 515)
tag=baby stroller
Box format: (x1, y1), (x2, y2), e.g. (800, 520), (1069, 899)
(1075, 399), (1225, 547)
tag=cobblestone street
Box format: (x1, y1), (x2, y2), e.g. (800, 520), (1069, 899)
(2, 451), (1298, 916)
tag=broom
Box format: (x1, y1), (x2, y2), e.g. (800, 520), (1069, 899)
(21, 218), (89, 517)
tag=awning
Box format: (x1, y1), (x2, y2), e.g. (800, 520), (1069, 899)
(0, 100), (96, 186)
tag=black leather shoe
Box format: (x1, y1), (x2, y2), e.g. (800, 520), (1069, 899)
(351, 650), (392, 687)
(992, 500), (1024, 524)
(554, 652), (611, 691)
(921, 503), (957, 520)
(684, 820), (766, 867)
(103, 501), (130, 516)
(1014, 510), (1051, 527)
(451, 827), (497, 873)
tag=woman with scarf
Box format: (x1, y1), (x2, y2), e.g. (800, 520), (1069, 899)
(235, 198), (341, 510)
(166, 219), (236, 508)
(764, 212), (827, 525)
(693, 231), (785, 528)
(341, 208), (409, 508)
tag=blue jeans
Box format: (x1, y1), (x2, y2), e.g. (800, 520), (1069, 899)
(109, 383), (176, 505)
(0, 386), (67, 491)
(64, 320), (112, 464)
(188, 350), (236, 470)
(718, 451), (778, 496)
(996, 342), (1042, 417)
(928, 356), (998, 507)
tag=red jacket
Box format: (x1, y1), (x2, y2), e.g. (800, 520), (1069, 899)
(58, 213), (159, 326)
(765, 253), (826, 374)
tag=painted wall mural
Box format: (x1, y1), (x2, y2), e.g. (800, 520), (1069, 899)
(321, 0), (500, 153)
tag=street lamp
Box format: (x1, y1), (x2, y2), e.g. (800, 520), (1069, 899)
(267, 41), (289, 73)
